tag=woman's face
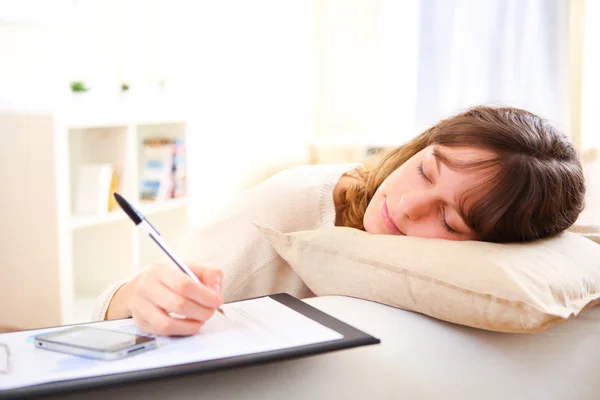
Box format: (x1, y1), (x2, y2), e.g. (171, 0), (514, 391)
(363, 145), (495, 241)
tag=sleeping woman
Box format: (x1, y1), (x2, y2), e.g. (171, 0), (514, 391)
(93, 105), (586, 336)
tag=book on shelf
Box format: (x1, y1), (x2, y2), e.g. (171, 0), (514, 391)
(74, 164), (121, 216)
(108, 166), (121, 212)
(139, 138), (186, 202)
(172, 139), (186, 198)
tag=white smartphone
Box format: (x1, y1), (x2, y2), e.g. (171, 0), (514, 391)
(34, 326), (157, 361)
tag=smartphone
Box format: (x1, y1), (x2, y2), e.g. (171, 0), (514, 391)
(34, 326), (157, 361)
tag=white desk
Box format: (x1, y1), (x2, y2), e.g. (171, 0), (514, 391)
(37, 295), (600, 400)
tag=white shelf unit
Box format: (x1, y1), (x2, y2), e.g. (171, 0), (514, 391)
(0, 112), (191, 329)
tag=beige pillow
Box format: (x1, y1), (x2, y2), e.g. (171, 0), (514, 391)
(257, 224), (600, 333)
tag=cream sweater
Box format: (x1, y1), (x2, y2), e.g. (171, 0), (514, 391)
(91, 163), (360, 321)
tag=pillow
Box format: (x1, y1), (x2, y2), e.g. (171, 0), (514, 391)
(256, 224), (600, 333)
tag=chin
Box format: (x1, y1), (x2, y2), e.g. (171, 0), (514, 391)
(363, 199), (386, 234)
(363, 217), (384, 234)
(362, 217), (375, 233)
(364, 225), (376, 234)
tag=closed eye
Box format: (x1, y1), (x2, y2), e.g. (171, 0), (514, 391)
(419, 161), (458, 234)
(440, 207), (457, 234)
(417, 162), (431, 183)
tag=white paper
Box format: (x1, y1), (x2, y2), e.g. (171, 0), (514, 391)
(0, 297), (343, 391)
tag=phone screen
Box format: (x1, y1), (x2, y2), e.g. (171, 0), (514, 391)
(38, 327), (153, 352)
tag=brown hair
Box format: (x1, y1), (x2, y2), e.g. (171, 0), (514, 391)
(335, 105), (586, 243)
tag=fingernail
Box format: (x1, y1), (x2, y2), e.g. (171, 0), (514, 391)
(212, 283), (222, 295)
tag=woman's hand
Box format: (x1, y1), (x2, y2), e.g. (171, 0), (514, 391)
(108, 262), (224, 336)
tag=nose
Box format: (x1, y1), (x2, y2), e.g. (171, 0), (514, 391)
(397, 191), (433, 221)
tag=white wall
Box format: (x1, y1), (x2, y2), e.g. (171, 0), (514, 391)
(146, 0), (315, 225)
(0, 0), (316, 227)
(0, 1), (127, 111)
(314, 0), (382, 139)
(580, 0), (600, 150)
(0, 0), (419, 226)
(314, 0), (419, 145)
(0, 0), (417, 155)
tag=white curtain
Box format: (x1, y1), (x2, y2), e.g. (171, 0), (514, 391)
(576, 0), (600, 225)
(580, 0), (600, 150)
(413, 0), (569, 133)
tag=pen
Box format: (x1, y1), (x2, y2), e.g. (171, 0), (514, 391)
(113, 192), (225, 316)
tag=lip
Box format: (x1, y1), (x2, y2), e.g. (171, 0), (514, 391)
(381, 198), (404, 235)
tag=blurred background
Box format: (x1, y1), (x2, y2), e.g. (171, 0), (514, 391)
(0, 0), (598, 329)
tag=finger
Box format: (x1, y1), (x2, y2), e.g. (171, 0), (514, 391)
(156, 264), (222, 309)
(132, 315), (155, 336)
(132, 297), (204, 337)
(194, 266), (224, 295)
(137, 276), (216, 322)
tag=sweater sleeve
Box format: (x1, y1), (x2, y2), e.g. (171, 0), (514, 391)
(176, 164), (357, 302)
(90, 164), (358, 321)
(91, 279), (128, 321)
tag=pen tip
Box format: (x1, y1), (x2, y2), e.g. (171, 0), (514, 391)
(113, 192), (143, 225)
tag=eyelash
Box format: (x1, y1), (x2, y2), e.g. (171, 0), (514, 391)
(417, 162), (429, 182)
(417, 162), (456, 234)
(440, 208), (456, 233)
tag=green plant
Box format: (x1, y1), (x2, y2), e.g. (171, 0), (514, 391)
(70, 81), (89, 93)
(121, 82), (130, 92)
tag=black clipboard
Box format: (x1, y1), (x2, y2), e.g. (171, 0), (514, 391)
(2, 294), (380, 399)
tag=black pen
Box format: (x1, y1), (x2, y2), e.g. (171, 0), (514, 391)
(113, 192), (225, 316)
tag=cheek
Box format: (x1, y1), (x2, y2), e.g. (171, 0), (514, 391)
(362, 159), (420, 232)
(363, 193), (383, 232)
(413, 223), (446, 239)
(381, 167), (411, 198)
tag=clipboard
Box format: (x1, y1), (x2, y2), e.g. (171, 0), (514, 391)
(1, 294), (380, 399)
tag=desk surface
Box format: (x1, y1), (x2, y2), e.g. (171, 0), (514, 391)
(36, 295), (600, 400)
